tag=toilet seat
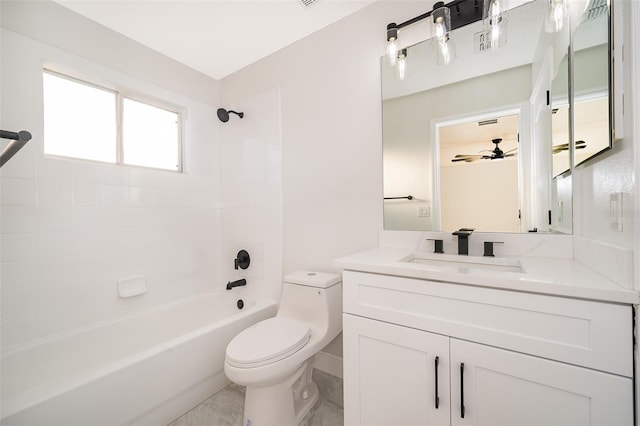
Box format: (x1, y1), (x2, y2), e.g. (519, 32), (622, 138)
(226, 317), (310, 368)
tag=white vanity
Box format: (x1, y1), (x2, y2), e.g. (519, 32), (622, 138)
(336, 238), (638, 426)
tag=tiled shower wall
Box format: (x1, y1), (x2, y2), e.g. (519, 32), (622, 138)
(219, 88), (283, 302)
(0, 27), (222, 350)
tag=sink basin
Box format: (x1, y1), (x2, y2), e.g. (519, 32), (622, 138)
(400, 252), (524, 274)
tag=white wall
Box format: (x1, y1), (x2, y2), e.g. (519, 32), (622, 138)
(0, 2), (222, 349)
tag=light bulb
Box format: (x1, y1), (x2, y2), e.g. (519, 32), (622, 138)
(397, 49), (408, 80)
(387, 38), (399, 66)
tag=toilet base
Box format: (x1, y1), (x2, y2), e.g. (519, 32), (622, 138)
(242, 360), (318, 426)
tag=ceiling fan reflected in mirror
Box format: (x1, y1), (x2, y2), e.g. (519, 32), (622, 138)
(451, 138), (517, 163)
(552, 140), (587, 154)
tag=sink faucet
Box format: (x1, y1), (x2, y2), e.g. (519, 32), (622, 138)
(226, 278), (247, 290)
(452, 228), (474, 255)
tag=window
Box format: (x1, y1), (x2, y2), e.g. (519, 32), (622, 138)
(43, 70), (182, 171)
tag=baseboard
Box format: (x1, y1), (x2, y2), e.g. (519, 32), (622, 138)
(313, 351), (343, 379)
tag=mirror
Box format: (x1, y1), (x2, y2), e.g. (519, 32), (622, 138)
(382, 0), (611, 233)
(571, 0), (611, 167)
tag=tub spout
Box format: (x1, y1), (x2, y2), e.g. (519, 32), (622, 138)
(226, 278), (247, 290)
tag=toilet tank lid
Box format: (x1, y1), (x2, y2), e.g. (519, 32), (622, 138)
(284, 271), (341, 288)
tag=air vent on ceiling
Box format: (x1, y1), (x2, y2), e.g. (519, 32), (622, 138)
(584, 0), (608, 21)
(478, 119), (498, 126)
(301, 0), (318, 6)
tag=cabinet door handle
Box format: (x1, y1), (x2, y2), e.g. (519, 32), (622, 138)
(434, 356), (440, 409)
(460, 362), (465, 418)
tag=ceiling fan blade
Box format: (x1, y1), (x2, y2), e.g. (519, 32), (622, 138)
(552, 140), (588, 154)
(452, 157), (478, 163)
(504, 153), (517, 158)
(504, 147), (518, 154)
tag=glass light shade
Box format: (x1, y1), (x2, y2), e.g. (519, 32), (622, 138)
(483, 0), (508, 50)
(396, 49), (408, 80)
(386, 23), (399, 66)
(387, 38), (399, 66)
(432, 5), (455, 65)
(545, 0), (567, 33)
(432, 6), (451, 43)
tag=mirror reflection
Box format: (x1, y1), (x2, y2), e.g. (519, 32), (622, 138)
(382, 0), (611, 234)
(572, 3), (611, 166)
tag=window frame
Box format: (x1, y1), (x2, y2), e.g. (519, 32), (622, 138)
(43, 68), (185, 173)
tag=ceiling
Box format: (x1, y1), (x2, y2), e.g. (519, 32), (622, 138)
(52, 0), (375, 80)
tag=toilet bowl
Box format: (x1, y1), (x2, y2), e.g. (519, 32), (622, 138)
(224, 271), (342, 426)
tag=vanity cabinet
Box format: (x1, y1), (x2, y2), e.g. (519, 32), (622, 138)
(342, 271), (634, 426)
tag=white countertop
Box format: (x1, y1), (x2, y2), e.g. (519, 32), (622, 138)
(335, 247), (639, 304)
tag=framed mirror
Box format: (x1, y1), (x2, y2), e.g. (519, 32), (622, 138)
(382, 0), (612, 234)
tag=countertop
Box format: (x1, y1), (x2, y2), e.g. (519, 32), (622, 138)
(335, 248), (639, 304)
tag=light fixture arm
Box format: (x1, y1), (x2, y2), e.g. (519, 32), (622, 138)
(388, 0), (484, 33)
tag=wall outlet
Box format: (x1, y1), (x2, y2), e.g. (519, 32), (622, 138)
(417, 206), (431, 217)
(610, 192), (623, 231)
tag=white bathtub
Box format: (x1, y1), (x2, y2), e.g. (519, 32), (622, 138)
(1, 292), (277, 426)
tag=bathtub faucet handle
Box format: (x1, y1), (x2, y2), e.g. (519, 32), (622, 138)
(234, 250), (251, 270)
(226, 278), (247, 290)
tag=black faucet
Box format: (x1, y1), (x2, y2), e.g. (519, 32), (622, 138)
(226, 278), (247, 290)
(452, 228), (474, 255)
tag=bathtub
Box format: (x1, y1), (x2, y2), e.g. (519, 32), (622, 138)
(1, 292), (277, 426)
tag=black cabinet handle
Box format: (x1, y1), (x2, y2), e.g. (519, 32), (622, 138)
(434, 356), (440, 409)
(460, 362), (465, 418)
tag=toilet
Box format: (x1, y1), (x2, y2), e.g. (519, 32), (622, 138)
(224, 270), (342, 426)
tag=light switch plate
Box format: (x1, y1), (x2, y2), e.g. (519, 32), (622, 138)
(610, 192), (623, 231)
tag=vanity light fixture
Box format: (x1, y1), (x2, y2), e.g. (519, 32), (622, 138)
(385, 0), (486, 68)
(433, 3), (455, 65)
(386, 23), (399, 66)
(483, 0), (508, 50)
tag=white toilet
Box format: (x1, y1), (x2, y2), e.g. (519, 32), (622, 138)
(224, 270), (342, 426)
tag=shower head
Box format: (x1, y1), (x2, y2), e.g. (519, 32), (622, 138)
(217, 108), (244, 123)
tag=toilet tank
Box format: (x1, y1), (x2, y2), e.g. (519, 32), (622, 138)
(277, 271), (342, 341)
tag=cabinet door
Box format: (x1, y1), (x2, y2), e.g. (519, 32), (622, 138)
(343, 314), (450, 426)
(450, 338), (633, 426)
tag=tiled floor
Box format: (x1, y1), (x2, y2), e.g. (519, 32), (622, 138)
(168, 369), (344, 426)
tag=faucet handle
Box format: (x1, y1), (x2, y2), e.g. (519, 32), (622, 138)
(426, 238), (444, 254)
(483, 241), (504, 257)
(234, 250), (251, 270)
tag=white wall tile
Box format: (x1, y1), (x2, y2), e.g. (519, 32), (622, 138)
(103, 185), (129, 207)
(37, 180), (73, 205)
(1, 261), (37, 292)
(72, 162), (105, 184)
(1, 177), (37, 205)
(73, 182), (104, 206)
(37, 206), (74, 232)
(1, 205), (37, 234)
(37, 231), (75, 259)
(37, 157), (73, 181)
(1, 233), (37, 262)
